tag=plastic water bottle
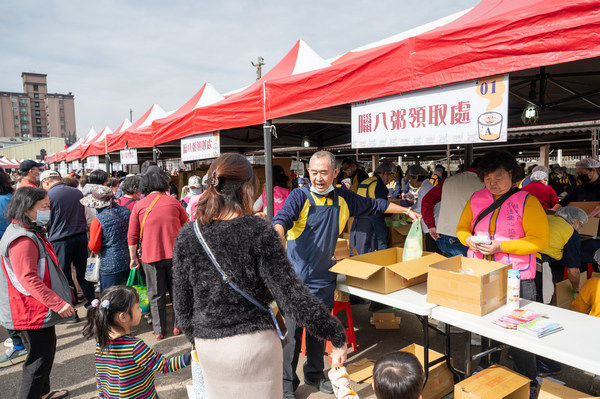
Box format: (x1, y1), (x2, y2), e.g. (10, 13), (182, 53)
(507, 269), (520, 310)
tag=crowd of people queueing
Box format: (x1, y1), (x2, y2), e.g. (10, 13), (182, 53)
(0, 150), (599, 399)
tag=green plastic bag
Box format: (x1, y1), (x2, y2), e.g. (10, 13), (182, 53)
(402, 219), (423, 261)
(127, 269), (150, 314)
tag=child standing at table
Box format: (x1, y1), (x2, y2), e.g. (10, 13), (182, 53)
(83, 285), (190, 398)
(372, 351), (424, 399)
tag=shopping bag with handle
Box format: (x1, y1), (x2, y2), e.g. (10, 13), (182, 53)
(402, 219), (423, 261)
(85, 256), (100, 283)
(126, 268), (150, 314)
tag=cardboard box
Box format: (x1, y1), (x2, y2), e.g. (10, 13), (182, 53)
(402, 343), (454, 399)
(538, 378), (595, 398)
(427, 256), (510, 316)
(556, 272), (600, 310)
(346, 358), (374, 383)
(454, 365), (530, 399)
(330, 247), (446, 294)
(370, 312), (401, 329)
(334, 238), (350, 260)
(568, 202), (599, 237)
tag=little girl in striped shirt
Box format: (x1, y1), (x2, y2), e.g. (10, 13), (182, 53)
(83, 285), (191, 399)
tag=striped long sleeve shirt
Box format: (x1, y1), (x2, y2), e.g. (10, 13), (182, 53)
(95, 335), (190, 399)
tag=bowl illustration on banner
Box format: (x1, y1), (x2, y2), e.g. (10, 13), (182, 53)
(477, 112), (502, 141)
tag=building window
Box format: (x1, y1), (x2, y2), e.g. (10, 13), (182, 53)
(36, 127), (42, 133)
(21, 124), (27, 130)
(14, 116), (18, 120)
(20, 107), (26, 113)
(36, 118), (41, 124)
(34, 94), (39, 99)
(12, 107), (17, 112)
(61, 125), (65, 130)
(14, 125), (19, 130)
(21, 116), (27, 122)
(33, 84), (38, 91)
(35, 110), (40, 116)
(59, 100), (63, 104)
(59, 108), (64, 113)
(60, 116), (64, 121)
(11, 98), (16, 103)
(34, 102), (39, 107)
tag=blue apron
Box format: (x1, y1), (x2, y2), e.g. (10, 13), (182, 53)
(286, 186), (339, 308)
(349, 179), (388, 255)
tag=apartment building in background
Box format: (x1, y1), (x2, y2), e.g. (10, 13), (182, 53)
(0, 73), (75, 140)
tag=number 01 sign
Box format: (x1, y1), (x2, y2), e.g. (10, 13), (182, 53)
(351, 74), (508, 148)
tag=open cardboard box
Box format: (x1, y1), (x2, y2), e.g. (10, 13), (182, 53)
(556, 272), (600, 310)
(566, 202), (599, 237)
(427, 256), (510, 316)
(537, 378), (595, 398)
(454, 365), (530, 399)
(403, 343), (454, 399)
(330, 247), (446, 294)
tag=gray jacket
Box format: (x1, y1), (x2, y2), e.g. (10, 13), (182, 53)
(0, 223), (73, 330)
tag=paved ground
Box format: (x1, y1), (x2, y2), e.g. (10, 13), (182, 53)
(0, 300), (598, 398)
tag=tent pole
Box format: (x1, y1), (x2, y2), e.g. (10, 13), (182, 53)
(263, 120), (274, 220)
(153, 146), (158, 163)
(446, 145), (451, 172)
(106, 153), (111, 174)
(465, 144), (473, 169)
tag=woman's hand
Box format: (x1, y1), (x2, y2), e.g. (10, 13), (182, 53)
(57, 303), (75, 318)
(477, 240), (503, 255)
(465, 236), (479, 252)
(406, 209), (421, 222)
(330, 345), (348, 367)
(130, 257), (140, 270)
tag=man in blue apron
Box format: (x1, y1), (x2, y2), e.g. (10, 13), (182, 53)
(273, 151), (419, 398)
(349, 161), (396, 255)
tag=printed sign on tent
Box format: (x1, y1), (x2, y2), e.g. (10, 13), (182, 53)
(86, 156), (100, 170)
(181, 131), (220, 162)
(72, 160), (81, 170)
(351, 74), (508, 148)
(120, 149), (138, 165)
(59, 161), (67, 176)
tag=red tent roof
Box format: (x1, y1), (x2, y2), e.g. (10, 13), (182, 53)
(264, 0), (600, 119)
(83, 119), (132, 158)
(107, 104), (168, 151)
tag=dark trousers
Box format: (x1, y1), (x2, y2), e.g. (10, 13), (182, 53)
(282, 316), (326, 393)
(142, 259), (174, 335)
(51, 233), (95, 306)
(7, 328), (24, 348)
(435, 234), (468, 257)
(19, 326), (57, 399)
(100, 269), (129, 292)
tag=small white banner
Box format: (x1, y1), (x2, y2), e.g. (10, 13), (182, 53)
(181, 131), (220, 162)
(120, 148), (138, 165)
(72, 160), (81, 170)
(86, 155), (100, 170)
(59, 161), (67, 176)
(351, 74), (508, 148)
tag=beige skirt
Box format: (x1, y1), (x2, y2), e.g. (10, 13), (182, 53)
(195, 329), (282, 399)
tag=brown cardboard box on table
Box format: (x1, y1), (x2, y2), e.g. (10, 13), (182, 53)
(427, 256), (510, 316)
(330, 247), (446, 294)
(402, 343), (454, 399)
(537, 378), (595, 398)
(454, 365), (530, 399)
(556, 272), (600, 310)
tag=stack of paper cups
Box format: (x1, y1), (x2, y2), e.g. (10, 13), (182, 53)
(507, 269), (520, 310)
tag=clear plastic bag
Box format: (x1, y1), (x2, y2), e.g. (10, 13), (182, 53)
(402, 219), (423, 261)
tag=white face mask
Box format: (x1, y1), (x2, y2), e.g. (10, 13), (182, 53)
(310, 185), (334, 195)
(189, 188), (203, 195)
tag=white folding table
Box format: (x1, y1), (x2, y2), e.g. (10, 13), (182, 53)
(336, 275), (459, 383)
(431, 299), (600, 376)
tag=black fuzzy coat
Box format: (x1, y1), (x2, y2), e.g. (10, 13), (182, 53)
(172, 215), (346, 347)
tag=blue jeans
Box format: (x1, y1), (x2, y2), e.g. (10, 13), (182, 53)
(434, 234), (468, 257)
(100, 269), (129, 292)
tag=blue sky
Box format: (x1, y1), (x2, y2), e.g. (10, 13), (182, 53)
(0, 0), (478, 137)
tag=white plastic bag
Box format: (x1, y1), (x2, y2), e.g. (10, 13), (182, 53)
(85, 256), (100, 282)
(402, 219), (423, 261)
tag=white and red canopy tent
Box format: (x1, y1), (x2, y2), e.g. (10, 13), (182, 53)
(107, 104), (169, 152)
(83, 119), (132, 158)
(65, 127), (97, 162)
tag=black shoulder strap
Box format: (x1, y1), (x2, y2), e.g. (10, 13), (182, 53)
(473, 187), (521, 229)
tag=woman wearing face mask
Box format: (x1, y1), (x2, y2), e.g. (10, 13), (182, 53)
(560, 158), (600, 205)
(0, 187), (75, 399)
(180, 175), (204, 209)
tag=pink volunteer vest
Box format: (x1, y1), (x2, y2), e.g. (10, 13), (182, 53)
(468, 188), (536, 280)
(262, 186), (290, 216)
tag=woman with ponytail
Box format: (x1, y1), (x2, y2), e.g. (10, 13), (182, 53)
(172, 153), (347, 399)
